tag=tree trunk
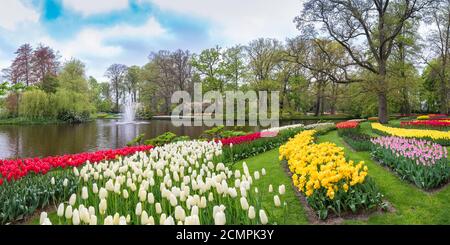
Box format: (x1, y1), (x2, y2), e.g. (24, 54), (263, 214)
(440, 62), (448, 114)
(378, 62), (389, 123)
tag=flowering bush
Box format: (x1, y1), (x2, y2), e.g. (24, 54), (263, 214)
(0, 145), (153, 182)
(400, 120), (450, 130)
(279, 130), (382, 219)
(371, 123), (450, 145)
(336, 121), (359, 129)
(371, 136), (450, 189)
(38, 140), (285, 225)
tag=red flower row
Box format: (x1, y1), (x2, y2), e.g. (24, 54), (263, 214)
(216, 132), (262, 146)
(401, 120), (450, 127)
(336, 121), (359, 129)
(0, 145), (153, 183)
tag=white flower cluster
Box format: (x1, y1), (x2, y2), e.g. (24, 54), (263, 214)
(41, 140), (285, 225)
(303, 122), (336, 130)
(262, 123), (304, 133)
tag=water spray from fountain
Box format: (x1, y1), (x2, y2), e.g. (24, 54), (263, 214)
(122, 93), (136, 123)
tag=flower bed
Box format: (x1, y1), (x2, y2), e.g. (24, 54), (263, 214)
(371, 123), (450, 146)
(0, 145), (153, 182)
(371, 136), (450, 189)
(262, 123), (304, 133)
(279, 130), (383, 219)
(38, 140), (285, 225)
(336, 121), (359, 129)
(217, 132), (262, 146)
(400, 120), (450, 130)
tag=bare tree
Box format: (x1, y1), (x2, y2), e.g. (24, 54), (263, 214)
(105, 64), (128, 112)
(296, 0), (429, 123)
(10, 44), (33, 85)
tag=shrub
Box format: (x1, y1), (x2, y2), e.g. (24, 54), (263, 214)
(19, 89), (52, 119)
(280, 130), (383, 219)
(144, 132), (178, 146)
(371, 136), (450, 189)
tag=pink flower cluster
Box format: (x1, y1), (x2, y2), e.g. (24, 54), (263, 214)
(0, 145), (153, 183)
(371, 136), (447, 166)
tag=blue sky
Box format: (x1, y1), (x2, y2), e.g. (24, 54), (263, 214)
(0, 0), (302, 80)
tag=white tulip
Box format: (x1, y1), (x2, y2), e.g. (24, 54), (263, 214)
(135, 202), (142, 216)
(99, 188), (108, 199)
(147, 193), (155, 204)
(65, 205), (73, 219)
(169, 194), (178, 207)
(175, 206), (186, 221)
(248, 206), (256, 220)
(254, 171), (260, 180)
(72, 209), (80, 225)
(126, 214), (131, 223)
(274, 195), (281, 207)
(40, 212), (48, 225)
(141, 211), (149, 225)
(92, 183), (99, 194)
(57, 203), (65, 217)
(155, 203), (162, 214)
(261, 168), (266, 176)
(73, 167), (79, 176)
(88, 206), (96, 216)
(208, 192), (214, 202)
(214, 211), (226, 225)
(159, 213), (166, 225)
(104, 216), (113, 225)
(114, 182), (121, 194)
(113, 213), (120, 225)
(139, 189), (147, 202)
(69, 194), (77, 206)
(82, 187), (89, 200)
(148, 216), (155, 225)
(254, 187), (259, 193)
(279, 184), (286, 195)
(50, 177), (55, 185)
(122, 189), (129, 199)
(89, 215), (97, 225)
(41, 218), (52, 225)
(268, 184), (273, 193)
(119, 216), (127, 225)
(164, 216), (175, 225)
(99, 199), (107, 215)
(63, 178), (68, 187)
(259, 210), (268, 225)
(240, 197), (249, 210)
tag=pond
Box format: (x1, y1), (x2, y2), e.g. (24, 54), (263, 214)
(0, 119), (330, 159)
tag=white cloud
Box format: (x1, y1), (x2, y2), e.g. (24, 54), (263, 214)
(147, 0), (303, 44)
(62, 0), (129, 16)
(0, 0), (39, 31)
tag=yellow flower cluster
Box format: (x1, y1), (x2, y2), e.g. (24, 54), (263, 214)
(372, 123), (450, 141)
(279, 130), (368, 199)
(417, 115), (430, 120)
(279, 130), (368, 200)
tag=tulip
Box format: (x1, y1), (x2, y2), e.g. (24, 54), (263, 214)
(261, 168), (266, 176)
(175, 206), (186, 221)
(89, 215), (97, 225)
(69, 194), (77, 206)
(191, 205), (199, 216)
(139, 189), (147, 202)
(72, 209), (80, 225)
(240, 197), (249, 210)
(135, 202), (142, 216)
(126, 215), (131, 223)
(119, 216), (127, 225)
(63, 178), (68, 187)
(214, 211), (226, 225)
(65, 205), (73, 219)
(274, 195), (281, 207)
(254, 187), (259, 193)
(169, 194), (178, 207)
(113, 213), (120, 225)
(159, 213), (167, 225)
(155, 203), (162, 214)
(259, 210), (268, 225)
(40, 212), (48, 225)
(41, 218), (52, 225)
(99, 199), (107, 215)
(92, 183), (99, 194)
(123, 189), (129, 199)
(99, 188), (108, 199)
(268, 184), (273, 193)
(254, 171), (260, 180)
(82, 187), (89, 200)
(147, 216), (155, 225)
(57, 203), (65, 217)
(104, 216), (113, 225)
(164, 216), (175, 225)
(51, 177), (55, 185)
(141, 211), (149, 225)
(279, 185), (286, 195)
(248, 206), (255, 220)
(147, 193), (155, 204)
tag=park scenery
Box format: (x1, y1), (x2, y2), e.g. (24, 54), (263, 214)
(2, 0), (450, 226)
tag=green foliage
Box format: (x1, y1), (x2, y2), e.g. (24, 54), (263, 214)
(40, 75), (59, 93)
(51, 89), (93, 123)
(144, 132), (178, 146)
(127, 133), (145, 146)
(338, 128), (373, 151)
(18, 89), (52, 119)
(371, 145), (450, 190)
(0, 170), (78, 225)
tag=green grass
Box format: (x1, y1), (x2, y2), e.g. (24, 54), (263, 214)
(232, 149), (309, 225)
(318, 130), (450, 224)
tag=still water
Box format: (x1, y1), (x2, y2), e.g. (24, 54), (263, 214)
(0, 119), (320, 159)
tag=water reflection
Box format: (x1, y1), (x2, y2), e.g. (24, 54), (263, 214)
(0, 119), (320, 159)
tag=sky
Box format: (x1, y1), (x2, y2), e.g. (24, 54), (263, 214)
(0, 0), (303, 80)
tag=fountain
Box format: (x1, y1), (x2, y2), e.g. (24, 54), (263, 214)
(122, 93), (136, 123)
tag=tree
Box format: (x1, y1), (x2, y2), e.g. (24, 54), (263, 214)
(126, 66), (142, 102)
(59, 59), (88, 93)
(222, 45), (248, 90)
(191, 46), (225, 91)
(297, 0), (428, 123)
(246, 38), (283, 83)
(31, 44), (59, 84)
(423, 0), (450, 114)
(10, 44), (33, 86)
(105, 64), (128, 112)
